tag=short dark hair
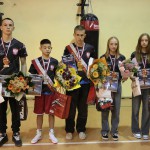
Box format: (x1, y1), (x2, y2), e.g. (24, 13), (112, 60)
(1, 18), (14, 25)
(74, 25), (85, 33)
(40, 39), (51, 45)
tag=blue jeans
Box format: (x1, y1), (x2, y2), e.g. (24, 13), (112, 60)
(101, 82), (122, 134)
(132, 89), (150, 135)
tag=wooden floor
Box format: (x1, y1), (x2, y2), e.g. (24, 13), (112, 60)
(1, 99), (150, 150)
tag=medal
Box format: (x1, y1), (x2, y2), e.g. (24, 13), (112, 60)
(43, 75), (49, 84)
(3, 57), (10, 68)
(76, 43), (85, 71)
(109, 55), (117, 80)
(1, 38), (12, 68)
(42, 57), (50, 84)
(111, 71), (117, 80)
(77, 61), (83, 71)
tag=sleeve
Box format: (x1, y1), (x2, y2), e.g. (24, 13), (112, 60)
(19, 43), (28, 57)
(131, 52), (135, 60)
(90, 45), (97, 59)
(28, 63), (38, 74)
(63, 46), (70, 56)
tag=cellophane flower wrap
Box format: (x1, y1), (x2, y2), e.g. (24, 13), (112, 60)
(119, 59), (139, 78)
(4, 72), (33, 100)
(88, 57), (110, 88)
(54, 63), (81, 91)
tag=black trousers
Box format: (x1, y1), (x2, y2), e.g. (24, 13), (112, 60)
(0, 97), (20, 133)
(65, 83), (90, 133)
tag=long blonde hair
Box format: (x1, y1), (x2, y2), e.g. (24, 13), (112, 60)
(105, 36), (120, 58)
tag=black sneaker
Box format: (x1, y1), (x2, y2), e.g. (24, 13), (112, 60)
(0, 133), (8, 147)
(12, 132), (22, 147)
(112, 133), (118, 141)
(102, 133), (108, 140)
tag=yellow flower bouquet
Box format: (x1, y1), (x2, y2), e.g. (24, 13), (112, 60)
(54, 63), (81, 91)
(88, 57), (110, 87)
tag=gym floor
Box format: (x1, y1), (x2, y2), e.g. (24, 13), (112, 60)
(1, 99), (150, 150)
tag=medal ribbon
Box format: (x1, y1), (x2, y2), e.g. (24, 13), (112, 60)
(42, 57), (50, 75)
(76, 43), (85, 60)
(141, 55), (147, 69)
(1, 38), (12, 57)
(109, 54), (116, 72)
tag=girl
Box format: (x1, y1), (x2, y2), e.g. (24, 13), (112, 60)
(100, 37), (126, 141)
(131, 33), (150, 140)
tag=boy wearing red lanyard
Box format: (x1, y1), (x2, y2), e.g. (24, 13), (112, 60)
(130, 33), (150, 140)
(0, 18), (27, 147)
(29, 39), (58, 144)
(63, 25), (96, 140)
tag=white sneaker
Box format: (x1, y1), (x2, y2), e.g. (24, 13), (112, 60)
(143, 135), (149, 140)
(31, 131), (42, 144)
(133, 133), (141, 139)
(49, 133), (58, 144)
(79, 132), (86, 140)
(66, 133), (73, 140)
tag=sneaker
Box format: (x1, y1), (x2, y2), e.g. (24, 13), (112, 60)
(79, 132), (86, 140)
(31, 134), (42, 144)
(12, 132), (22, 147)
(102, 133), (108, 140)
(66, 133), (73, 140)
(112, 133), (118, 141)
(49, 132), (58, 144)
(0, 133), (8, 147)
(143, 135), (149, 140)
(133, 133), (141, 139)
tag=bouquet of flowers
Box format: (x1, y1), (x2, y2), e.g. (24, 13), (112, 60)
(4, 72), (33, 100)
(119, 59), (139, 78)
(54, 63), (81, 91)
(88, 57), (110, 87)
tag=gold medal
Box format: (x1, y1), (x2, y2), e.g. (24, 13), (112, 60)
(142, 69), (147, 78)
(3, 57), (10, 68)
(77, 61), (83, 71)
(111, 71), (117, 80)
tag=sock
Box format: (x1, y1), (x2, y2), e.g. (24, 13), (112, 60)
(49, 129), (54, 134)
(36, 129), (42, 135)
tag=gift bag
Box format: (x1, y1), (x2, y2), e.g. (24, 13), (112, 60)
(96, 88), (112, 99)
(49, 91), (72, 119)
(18, 95), (28, 121)
(131, 77), (141, 97)
(96, 88), (113, 111)
(87, 83), (96, 105)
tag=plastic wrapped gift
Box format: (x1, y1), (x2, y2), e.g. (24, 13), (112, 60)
(28, 74), (43, 96)
(137, 69), (150, 89)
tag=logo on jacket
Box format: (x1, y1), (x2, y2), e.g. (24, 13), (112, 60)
(86, 52), (90, 58)
(13, 48), (18, 55)
(50, 65), (54, 71)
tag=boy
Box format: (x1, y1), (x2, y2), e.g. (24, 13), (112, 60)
(29, 39), (58, 144)
(63, 25), (96, 140)
(0, 18), (27, 147)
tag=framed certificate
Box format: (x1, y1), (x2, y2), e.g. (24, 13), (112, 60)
(137, 68), (150, 89)
(104, 72), (119, 92)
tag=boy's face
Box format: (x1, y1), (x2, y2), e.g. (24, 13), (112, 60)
(40, 43), (52, 57)
(73, 29), (86, 45)
(1, 19), (14, 36)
